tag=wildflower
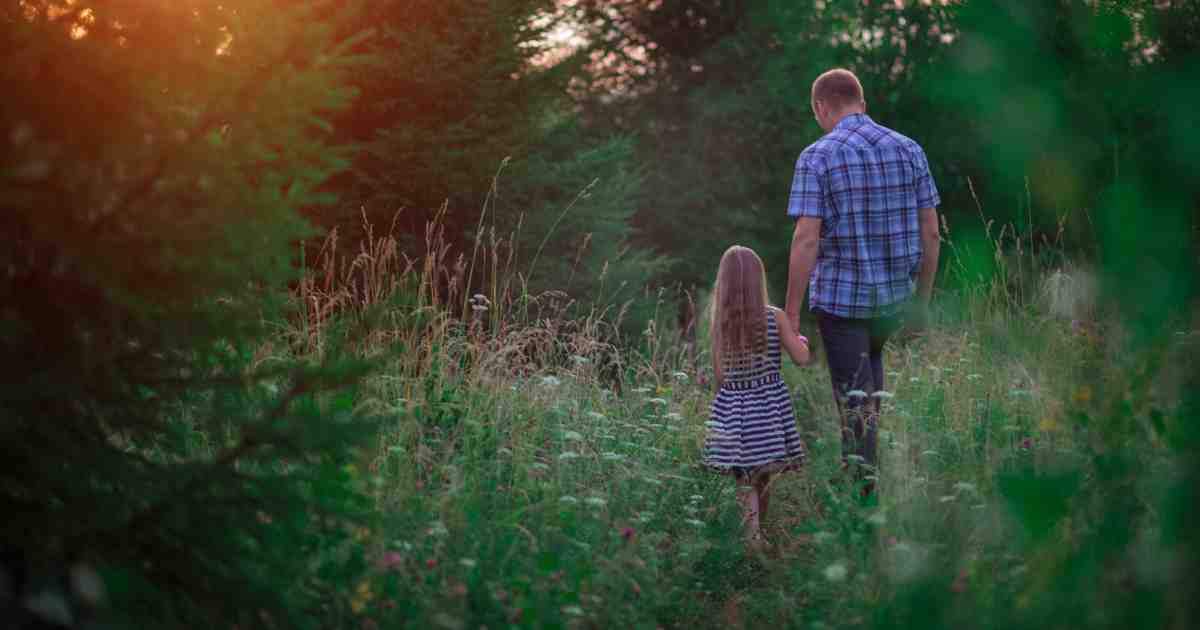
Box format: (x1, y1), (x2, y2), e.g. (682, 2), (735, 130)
(684, 518), (705, 528)
(585, 497), (607, 508)
(351, 580), (374, 614)
(909, 377), (921, 383)
(1020, 437), (1033, 450)
(921, 450), (939, 458)
(558, 451), (580, 461)
(459, 558), (477, 569)
(621, 527), (636, 542)
(871, 391), (894, 400)
(562, 430), (584, 441)
(426, 558), (437, 570)
(647, 397), (668, 406)
(1038, 416), (1059, 432)
(636, 512), (655, 523)
(665, 412), (682, 421)
(966, 373), (982, 381)
(541, 375), (561, 387)
(562, 605), (585, 616)
(587, 411), (606, 421)
(688, 494), (705, 502)
(602, 452), (626, 462)
(939, 495), (956, 503)
(672, 371), (689, 383)
(823, 563), (848, 582)
(392, 540), (413, 552)
(867, 512), (887, 526)
(428, 522), (449, 537)
(498, 447), (512, 456)
(378, 551), (404, 571)
(560, 495), (579, 504)
(953, 482), (978, 494)
(1072, 385), (1093, 404)
(632, 386), (652, 394)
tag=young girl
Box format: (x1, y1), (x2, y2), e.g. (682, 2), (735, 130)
(703, 245), (811, 545)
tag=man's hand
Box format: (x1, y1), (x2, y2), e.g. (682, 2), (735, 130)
(905, 300), (931, 336)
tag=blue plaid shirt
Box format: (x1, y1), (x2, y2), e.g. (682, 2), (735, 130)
(787, 113), (940, 319)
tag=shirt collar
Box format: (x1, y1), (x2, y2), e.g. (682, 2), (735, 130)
(834, 112), (871, 131)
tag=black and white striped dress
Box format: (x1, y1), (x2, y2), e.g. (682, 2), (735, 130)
(704, 309), (806, 475)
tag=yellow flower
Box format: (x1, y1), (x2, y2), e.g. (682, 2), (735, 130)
(1072, 385), (1093, 405)
(353, 527), (372, 543)
(351, 580), (374, 614)
(1038, 416), (1059, 432)
(343, 463), (360, 478)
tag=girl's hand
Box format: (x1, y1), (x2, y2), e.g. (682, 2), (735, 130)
(772, 307), (811, 366)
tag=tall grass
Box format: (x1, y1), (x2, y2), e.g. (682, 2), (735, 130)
(276, 205), (1193, 629)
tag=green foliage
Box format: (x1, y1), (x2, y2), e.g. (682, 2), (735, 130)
(0, 2), (381, 626)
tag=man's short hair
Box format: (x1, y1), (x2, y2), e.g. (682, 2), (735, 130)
(812, 68), (865, 109)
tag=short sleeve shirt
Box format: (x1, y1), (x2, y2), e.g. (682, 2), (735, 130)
(786, 113), (940, 319)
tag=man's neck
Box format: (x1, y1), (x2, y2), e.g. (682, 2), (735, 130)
(829, 108), (866, 128)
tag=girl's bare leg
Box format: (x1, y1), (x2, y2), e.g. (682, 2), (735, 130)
(754, 472), (773, 525)
(736, 481), (760, 541)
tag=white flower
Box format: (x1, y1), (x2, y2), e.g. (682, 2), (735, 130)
(562, 431), (584, 441)
(498, 447), (512, 456)
(846, 390), (869, 399)
(585, 497), (607, 508)
(665, 412), (682, 421)
(632, 386), (652, 394)
(587, 411), (606, 421)
(823, 563), (848, 582)
(602, 452), (625, 462)
(459, 558), (477, 569)
(939, 495), (957, 503)
(572, 355), (590, 365)
(636, 512), (655, 523)
(530, 462), (550, 471)
(672, 371), (689, 383)
(558, 451), (580, 461)
(647, 397), (668, 406)
(967, 373), (982, 381)
(684, 518), (705, 528)
(921, 450), (939, 458)
(867, 512), (887, 526)
(560, 495), (579, 504)
(541, 375), (561, 387)
(562, 605), (584, 616)
(428, 522), (449, 537)
(688, 494), (705, 502)
(846, 454), (866, 464)
(909, 377), (921, 383)
(953, 482), (978, 494)
(871, 391), (895, 400)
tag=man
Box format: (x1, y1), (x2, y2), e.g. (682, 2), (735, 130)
(784, 68), (941, 498)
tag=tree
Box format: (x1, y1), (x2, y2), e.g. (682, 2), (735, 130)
(1, 2), (376, 626)
(325, 0), (664, 322)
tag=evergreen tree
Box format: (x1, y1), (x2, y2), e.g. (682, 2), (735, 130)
(1, 2), (376, 626)
(329, 0), (664, 323)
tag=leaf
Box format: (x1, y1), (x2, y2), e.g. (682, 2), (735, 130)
(998, 471), (1080, 542)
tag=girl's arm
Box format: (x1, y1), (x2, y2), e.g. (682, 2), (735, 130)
(770, 306), (811, 366)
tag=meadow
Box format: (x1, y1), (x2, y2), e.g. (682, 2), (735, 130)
(270, 215), (1198, 629)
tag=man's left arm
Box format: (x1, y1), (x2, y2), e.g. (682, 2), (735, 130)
(911, 145), (941, 331)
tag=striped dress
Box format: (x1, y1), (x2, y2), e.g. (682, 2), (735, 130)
(704, 308), (806, 475)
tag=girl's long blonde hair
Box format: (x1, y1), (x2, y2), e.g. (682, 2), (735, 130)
(709, 245), (770, 386)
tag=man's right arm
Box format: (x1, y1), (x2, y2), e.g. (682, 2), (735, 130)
(786, 217), (821, 331)
(784, 153), (828, 330)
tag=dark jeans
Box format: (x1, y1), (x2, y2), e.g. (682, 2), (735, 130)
(815, 308), (904, 486)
